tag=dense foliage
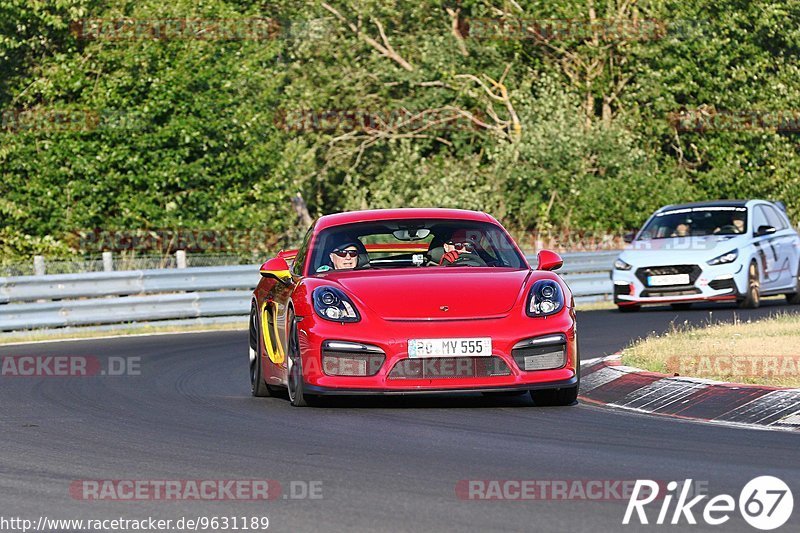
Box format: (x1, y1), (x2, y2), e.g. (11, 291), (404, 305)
(2, 0), (799, 258)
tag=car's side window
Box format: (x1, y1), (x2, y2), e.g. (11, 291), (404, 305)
(753, 206), (770, 233)
(292, 226), (314, 276)
(764, 206), (787, 230)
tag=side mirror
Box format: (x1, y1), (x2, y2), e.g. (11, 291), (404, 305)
(536, 250), (563, 271)
(623, 231), (636, 244)
(755, 225), (777, 237)
(260, 256), (292, 284)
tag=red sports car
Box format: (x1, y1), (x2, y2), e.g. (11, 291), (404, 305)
(249, 208), (578, 406)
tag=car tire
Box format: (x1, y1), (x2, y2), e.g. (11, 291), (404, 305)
(287, 310), (319, 407)
(531, 386), (578, 406)
(617, 304), (640, 313)
(530, 356), (580, 407)
(738, 261), (760, 309)
(670, 303), (692, 310)
(250, 305), (273, 398)
(785, 263), (800, 305)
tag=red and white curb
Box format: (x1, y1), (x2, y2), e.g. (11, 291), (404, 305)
(579, 355), (800, 432)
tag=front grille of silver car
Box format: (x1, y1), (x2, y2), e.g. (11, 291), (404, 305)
(635, 264), (702, 287)
(641, 288), (702, 297)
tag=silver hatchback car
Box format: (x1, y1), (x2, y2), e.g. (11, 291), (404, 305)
(612, 200), (800, 311)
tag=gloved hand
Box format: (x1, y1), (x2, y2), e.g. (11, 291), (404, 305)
(439, 250), (461, 265)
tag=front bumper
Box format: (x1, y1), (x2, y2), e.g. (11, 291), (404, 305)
(295, 310), (577, 393)
(304, 377), (578, 396)
(612, 261), (745, 306)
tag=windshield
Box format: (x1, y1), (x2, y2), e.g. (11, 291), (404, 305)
(637, 206), (748, 240)
(308, 219), (526, 274)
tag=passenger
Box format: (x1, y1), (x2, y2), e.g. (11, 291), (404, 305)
(671, 223), (690, 237)
(316, 238), (365, 272)
(330, 244), (360, 269)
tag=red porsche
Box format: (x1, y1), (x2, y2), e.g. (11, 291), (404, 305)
(249, 208), (578, 406)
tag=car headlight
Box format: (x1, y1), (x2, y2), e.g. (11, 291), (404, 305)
(614, 258), (632, 271)
(707, 249), (738, 266)
(527, 280), (565, 317)
(312, 287), (360, 322)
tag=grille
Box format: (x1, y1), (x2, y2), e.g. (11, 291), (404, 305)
(321, 350), (384, 376)
(635, 265), (701, 287)
(709, 278), (736, 292)
(388, 357), (511, 380)
(641, 288), (701, 297)
(511, 343), (567, 371)
(613, 283), (632, 297)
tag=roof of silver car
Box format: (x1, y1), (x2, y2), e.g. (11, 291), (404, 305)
(660, 200), (749, 212)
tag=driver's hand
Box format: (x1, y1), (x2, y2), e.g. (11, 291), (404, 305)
(440, 250), (460, 265)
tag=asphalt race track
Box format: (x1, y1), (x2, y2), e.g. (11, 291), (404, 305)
(2, 301), (798, 532)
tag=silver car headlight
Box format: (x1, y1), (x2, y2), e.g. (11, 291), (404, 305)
(614, 258), (633, 271)
(707, 249), (738, 266)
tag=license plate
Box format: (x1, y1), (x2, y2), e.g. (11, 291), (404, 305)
(648, 274), (690, 286)
(408, 338), (492, 358)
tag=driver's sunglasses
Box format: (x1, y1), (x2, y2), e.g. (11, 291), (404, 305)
(332, 249), (359, 258)
(446, 241), (473, 251)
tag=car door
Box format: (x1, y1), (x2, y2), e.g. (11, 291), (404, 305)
(777, 208), (800, 286)
(763, 204), (795, 289)
(275, 224), (315, 366)
(751, 205), (780, 290)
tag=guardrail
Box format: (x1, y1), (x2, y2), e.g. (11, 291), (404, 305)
(0, 252), (617, 332)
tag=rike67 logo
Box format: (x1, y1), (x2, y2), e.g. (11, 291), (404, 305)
(624, 477), (794, 530)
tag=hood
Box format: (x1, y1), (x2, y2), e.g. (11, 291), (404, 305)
(619, 235), (745, 265)
(322, 268), (531, 320)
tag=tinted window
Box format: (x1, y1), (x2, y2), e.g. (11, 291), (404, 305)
(291, 225), (314, 276)
(753, 206), (769, 232)
(763, 205), (787, 230)
(638, 206), (748, 239)
(308, 219), (526, 274)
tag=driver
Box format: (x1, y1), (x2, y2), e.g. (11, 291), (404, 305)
(714, 213), (746, 234)
(439, 229), (479, 266)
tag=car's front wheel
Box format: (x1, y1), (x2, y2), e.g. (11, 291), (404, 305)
(531, 386), (578, 406)
(286, 310), (319, 407)
(738, 261), (760, 309)
(250, 304), (273, 397)
(531, 362), (579, 406)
